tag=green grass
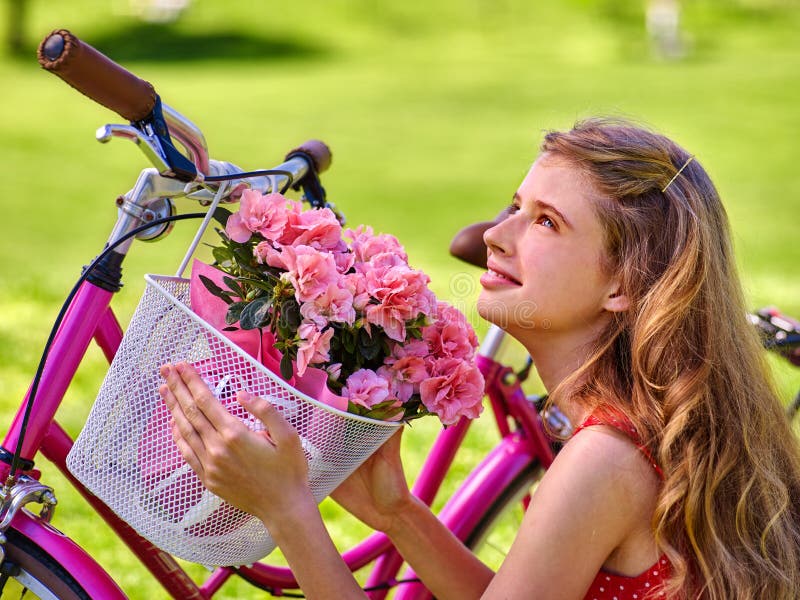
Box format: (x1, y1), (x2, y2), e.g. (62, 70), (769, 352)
(1, 0), (799, 597)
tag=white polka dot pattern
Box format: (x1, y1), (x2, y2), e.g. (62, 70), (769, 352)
(583, 558), (669, 600)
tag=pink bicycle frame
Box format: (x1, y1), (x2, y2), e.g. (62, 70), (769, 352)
(1, 277), (555, 599)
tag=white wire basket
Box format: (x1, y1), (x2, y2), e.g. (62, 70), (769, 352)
(67, 274), (401, 567)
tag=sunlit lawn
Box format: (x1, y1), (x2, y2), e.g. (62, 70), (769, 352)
(0, 0), (798, 597)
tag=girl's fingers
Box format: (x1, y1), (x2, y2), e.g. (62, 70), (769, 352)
(159, 383), (208, 462)
(169, 417), (205, 480)
(237, 391), (300, 450)
(174, 362), (242, 431)
(159, 363), (217, 436)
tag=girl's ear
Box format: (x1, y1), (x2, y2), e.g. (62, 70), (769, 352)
(603, 286), (630, 313)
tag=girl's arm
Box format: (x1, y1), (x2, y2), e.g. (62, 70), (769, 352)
(159, 362), (366, 599)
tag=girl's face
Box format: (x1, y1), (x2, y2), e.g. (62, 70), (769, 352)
(477, 154), (624, 350)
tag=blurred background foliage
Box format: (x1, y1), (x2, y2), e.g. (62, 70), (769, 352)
(1, 0), (799, 597)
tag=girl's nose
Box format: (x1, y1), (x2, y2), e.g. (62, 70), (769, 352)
(484, 218), (512, 257)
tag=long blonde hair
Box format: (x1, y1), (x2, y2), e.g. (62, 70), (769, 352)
(542, 118), (800, 599)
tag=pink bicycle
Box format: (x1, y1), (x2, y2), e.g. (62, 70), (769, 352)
(0, 30), (562, 599)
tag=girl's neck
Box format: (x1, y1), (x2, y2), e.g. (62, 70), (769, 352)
(521, 325), (608, 425)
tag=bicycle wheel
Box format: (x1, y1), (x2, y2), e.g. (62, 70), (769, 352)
(464, 460), (544, 571)
(0, 528), (89, 600)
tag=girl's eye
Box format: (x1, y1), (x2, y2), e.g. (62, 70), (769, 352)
(536, 215), (555, 229)
(506, 202), (520, 215)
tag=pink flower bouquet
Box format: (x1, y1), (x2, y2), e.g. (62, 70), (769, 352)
(193, 189), (484, 425)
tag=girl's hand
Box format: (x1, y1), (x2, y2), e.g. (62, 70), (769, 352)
(330, 429), (412, 534)
(158, 362), (313, 526)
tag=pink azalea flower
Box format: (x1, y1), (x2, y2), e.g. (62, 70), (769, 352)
(363, 265), (436, 342)
(253, 240), (286, 269)
(378, 352), (428, 402)
(280, 245), (340, 303)
(420, 357), (485, 426)
(389, 339), (429, 360)
(333, 249), (356, 274)
(296, 323), (334, 376)
(347, 226), (408, 264)
(225, 190), (292, 243)
(268, 200), (303, 245)
(299, 282), (356, 327)
(326, 362), (342, 381)
(343, 272), (370, 311)
(343, 369), (392, 409)
(285, 207), (342, 251)
(423, 302), (479, 361)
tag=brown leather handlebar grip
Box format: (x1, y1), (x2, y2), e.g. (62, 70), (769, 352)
(37, 29), (157, 123)
(286, 139), (332, 174)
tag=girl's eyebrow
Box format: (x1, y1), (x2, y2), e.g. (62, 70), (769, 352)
(513, 192), (573, 229)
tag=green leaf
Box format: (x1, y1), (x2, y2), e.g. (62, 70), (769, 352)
(237, 261), (264, 276)
(234, 246), (255, 266)
(198, 274), (234, 304)
(341, 329), (357, 354)
(239, 297), (272, 330)
(362, 400), (405, 421)
(212, 206), (233, 227)
(222, 276), (244, 298)
(225, 301), (247, 325)
(280, 351), (294, 380)
(359, 330), (382, 361)
(212, 246), (235, 267)
(280, 299), (302, 331)
(238, 277), (275, 294)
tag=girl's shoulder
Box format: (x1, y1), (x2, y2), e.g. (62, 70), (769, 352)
(558, 419), (659, 494)
(572, 408), (663, 480)
(541, 406), (662, 519)
(544, 407), (662, 534)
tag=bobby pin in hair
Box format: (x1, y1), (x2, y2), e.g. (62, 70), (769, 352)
(662, 155), (695, 192)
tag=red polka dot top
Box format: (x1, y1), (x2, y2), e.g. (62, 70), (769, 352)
(573, 410), (671, 600)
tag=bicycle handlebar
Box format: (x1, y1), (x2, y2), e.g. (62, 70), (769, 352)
(36, 29), (332, 187)
(37, 29), (156, 123)
(286, 139), (332, 175)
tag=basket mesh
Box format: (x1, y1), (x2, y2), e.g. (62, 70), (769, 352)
(67, 274), (400, 567)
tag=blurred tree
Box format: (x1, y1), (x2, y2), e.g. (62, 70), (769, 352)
(6, 0), (26, 54)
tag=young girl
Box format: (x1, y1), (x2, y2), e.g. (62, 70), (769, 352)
(160, 118), (800, 599)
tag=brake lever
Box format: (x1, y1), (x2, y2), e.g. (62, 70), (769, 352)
(96, 123), (171, 174)
(96, 95), (199, 182)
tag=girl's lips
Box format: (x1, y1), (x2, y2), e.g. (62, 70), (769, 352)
(480, 268), (522, 287)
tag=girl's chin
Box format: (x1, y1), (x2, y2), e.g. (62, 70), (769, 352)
(476, 296), (514, 329)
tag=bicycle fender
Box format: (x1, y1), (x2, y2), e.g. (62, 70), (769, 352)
(9, 510), (127, 599)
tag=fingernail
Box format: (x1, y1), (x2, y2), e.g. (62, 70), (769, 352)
(158, 385), (170, 403)
(176, 362), (186, 374)
(237, 390), (251, 403)
(160, 364), (171, 378)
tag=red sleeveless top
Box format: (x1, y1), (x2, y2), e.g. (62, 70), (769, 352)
(573, 411), (670, 600)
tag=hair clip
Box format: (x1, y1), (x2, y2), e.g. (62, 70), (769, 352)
(662, 155), (695, 193)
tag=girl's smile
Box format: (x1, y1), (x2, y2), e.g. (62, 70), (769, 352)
(480, 264), (522, 288)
